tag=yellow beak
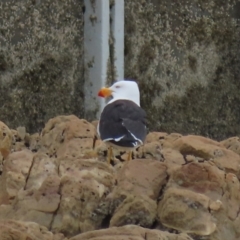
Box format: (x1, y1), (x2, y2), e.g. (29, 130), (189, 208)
(98, 87), (112, 98)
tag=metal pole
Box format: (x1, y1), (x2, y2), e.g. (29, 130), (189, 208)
(111, 0), (124, 80)
(84, 0), (110, 120)
(84, 0), (124, 120)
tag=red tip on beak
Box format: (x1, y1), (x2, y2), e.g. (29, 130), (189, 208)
(98, 87), (112, 98)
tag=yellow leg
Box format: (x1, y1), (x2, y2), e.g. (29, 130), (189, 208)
(107, 147), (113, 164)
(127, 151), (132, 161)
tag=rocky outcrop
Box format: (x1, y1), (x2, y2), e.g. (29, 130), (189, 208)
(69, 225), (193, 240)
(1, 115), (240, 239)
(106, 159), (167, 228)
(0, 220), (65, 240)
(0, 121), (13, 174)
(51, 158), (114, 236)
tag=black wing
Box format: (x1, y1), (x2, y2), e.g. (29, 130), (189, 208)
(99, 100), (147, 147)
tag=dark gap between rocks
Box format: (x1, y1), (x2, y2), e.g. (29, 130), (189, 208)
(101, 214), (112, 229)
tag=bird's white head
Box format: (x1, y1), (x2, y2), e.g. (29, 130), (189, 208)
(98, 80), (140, 106)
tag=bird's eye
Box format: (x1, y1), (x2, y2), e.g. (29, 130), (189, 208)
(115, 85), (120, 88)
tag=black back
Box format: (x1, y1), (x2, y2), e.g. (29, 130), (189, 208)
(99, 100), (147, 147)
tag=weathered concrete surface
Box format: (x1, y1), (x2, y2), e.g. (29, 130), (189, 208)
(0, 0), (84, 133)
(125, 0), (240, 140)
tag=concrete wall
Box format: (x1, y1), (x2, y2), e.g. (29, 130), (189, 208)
(1, 0), (240, 140)
(125, 0), (240, 140)
(0, 0), (84, 133)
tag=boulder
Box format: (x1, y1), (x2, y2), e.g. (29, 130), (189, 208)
(0, 149), (34, 204)
(158, 187), (216, 235)
(41, 115), (96, 157)
(51, 158), (114, 237)
(0, 220), (65, 240)
(105, 159), (167, 228)
(69, 225), (193, 240)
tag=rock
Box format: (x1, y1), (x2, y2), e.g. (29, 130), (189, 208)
(145, 132), (168, 143)
(168, 162), (225, 200)
(109, 194), (157, 228)
(221, 137), (240, 155)
(172, 135), (223, 159)
(221, 173), (240, 220)
(0, 121), (12, 159)
(171, 135), (240, 178)
(16, 126), (26, 140)
(2, 115), (240, 240)
(69, 225), (193, 240)
(0, 175), (61, 228)
(51, 158), (114, 237)
(11, 129), (20, 152)
(25, 153), (59, 190)
(27, 133), (42, 152)
(57, 138), (95, 159)
(11, 128), (33, 152)
(158, 187), (216, 236)
(91, 120), (99, 133)
(157, 160), (240, 239)
(25, 175), (61, 212)
(138, 141), (163, 161)
(0, 149), (34, 204)
(161, 148), (185, 171)
(160, 133), (182, 148)
(0, 220), (65, 240)
(112, 159), (167, 200)
(11, 129), (19, 142)
(105, 159), (167, 228)
(139, 133), (186, 166)
(41, 115), (96, 157)
(211, 148), (240, 178)
(0, 152), (61, 228)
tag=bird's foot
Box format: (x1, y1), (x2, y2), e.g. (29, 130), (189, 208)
(127, 151), (132, 161)
(107, 147), (113, 164)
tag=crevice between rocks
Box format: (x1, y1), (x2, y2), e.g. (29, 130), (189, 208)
(24, 154), (35, 190)
(236, 206), (240, 220)
(57, 155), (61, 176)
(150, 220), (159, 229)
(157, 172), (170, 202)
(93, 135), (97, 149)
(144, 232), (147, 240)
(189, 233), (210, 240)
(101, 214), (111, 229)
(154, 221), (181, 234)
(182, 154), (188, 165)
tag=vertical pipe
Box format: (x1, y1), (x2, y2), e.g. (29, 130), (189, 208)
(84, 0), (110, 119)
(111, 0), (124, 81)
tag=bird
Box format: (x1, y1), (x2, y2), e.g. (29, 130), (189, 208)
(97, 80), (147, 164)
